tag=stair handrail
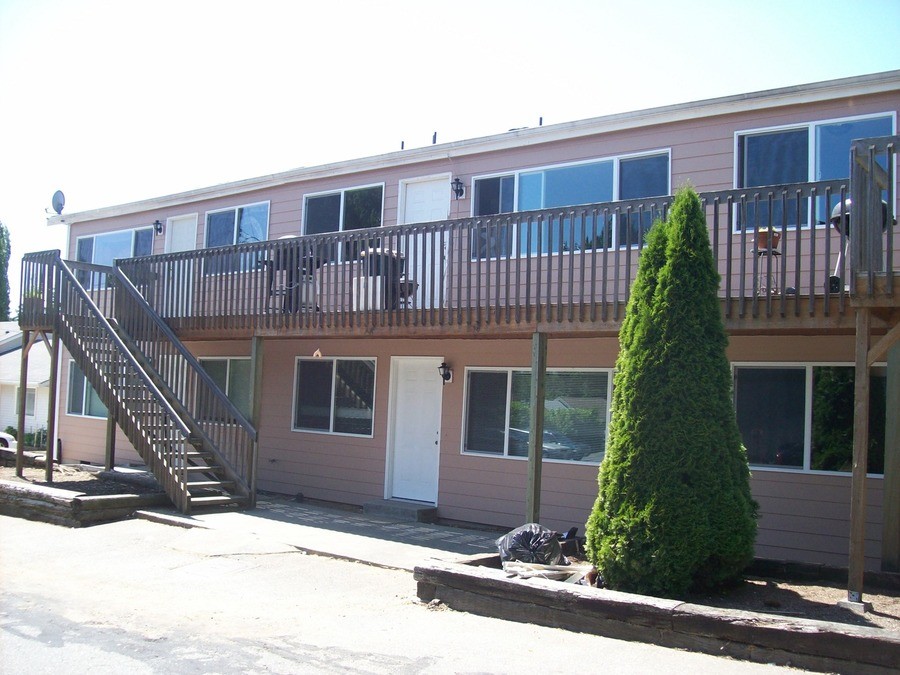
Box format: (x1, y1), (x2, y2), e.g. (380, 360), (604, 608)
(55, 255), (193, 437)
(112, 266), (257, 439)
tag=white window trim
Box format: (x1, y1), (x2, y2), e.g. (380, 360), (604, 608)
(75, 226), (154, 262)
(65, 360), (106, 419)
(302, 182), (386, 235)
(203, 200), (271, 246)
(291, 356), (377, 438)
(732, 361), (886, 478)
(460, 365), (613, 464)
(731, 111), (897, 232)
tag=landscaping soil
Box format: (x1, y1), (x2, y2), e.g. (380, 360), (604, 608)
(2, 464), (898, 633)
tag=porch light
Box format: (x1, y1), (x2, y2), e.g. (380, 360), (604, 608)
(153, 219), (163, 236)
(451, 177), (465, 200)
(438, 362), (452, 384)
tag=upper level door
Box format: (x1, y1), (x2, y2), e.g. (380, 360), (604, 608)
(163, 214), (198, 317)
(399, 176), (450, 309)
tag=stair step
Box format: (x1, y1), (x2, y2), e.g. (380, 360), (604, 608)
(190, 495), (246, 508)
(180, 464), (222, 473)
(187, 480), (235, 491)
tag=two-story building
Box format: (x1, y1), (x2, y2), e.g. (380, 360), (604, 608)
(19, 70), (899, 573)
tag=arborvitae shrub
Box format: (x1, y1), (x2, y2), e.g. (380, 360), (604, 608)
(585, 187), (757, 598)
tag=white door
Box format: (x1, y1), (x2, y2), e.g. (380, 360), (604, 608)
(400, 177), (450, 309)
(163, 214), (198, 317)
(389, 357), (443, 503)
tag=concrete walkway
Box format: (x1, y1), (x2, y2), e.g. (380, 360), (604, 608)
(137, 493), (502, 572)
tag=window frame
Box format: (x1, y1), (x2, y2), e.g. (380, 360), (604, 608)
(198, 356), (252, 420)
(732, 361), (887, 477)
(460, 365), (613, 464)
(65, 360), (107, 419)
(75, 226), (154, 287)
(291, 356), (377, 438)
(202, 200), (271, 274)
(733, 112), (896, 231)
(470, 149), (671, 254)
(16, 387), (36, 417)
(302, 183), (385, 262)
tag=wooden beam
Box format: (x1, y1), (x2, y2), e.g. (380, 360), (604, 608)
(248, 336), (265, 508)
(44, 333), (60, 483)
(882, 342), (900, 572)
(847, 308), (871, 603)
(525, 332), (548, 524)
(105, 411), (117, 472)
(15, 330), (30, 477)
(867, 319), (900, 367)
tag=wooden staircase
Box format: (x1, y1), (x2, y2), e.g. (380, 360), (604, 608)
(42, 254), (256, 514)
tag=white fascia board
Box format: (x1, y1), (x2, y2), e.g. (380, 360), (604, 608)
(48, 70), (900, 226)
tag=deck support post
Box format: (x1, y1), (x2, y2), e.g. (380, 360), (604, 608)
(249, 335), (264, 507)
(105, 411), (117, 472)
(846, 307), (872, 606)
(44, 332), (60, 483)
(15, 330), (30, 477)
(882, 341), (900, 572)
(525, 332), (547, 524)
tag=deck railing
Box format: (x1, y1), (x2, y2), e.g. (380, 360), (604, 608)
(109, 181), (881, 334)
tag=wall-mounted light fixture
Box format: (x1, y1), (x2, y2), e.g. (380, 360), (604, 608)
(153, 219), (163, 236)
(451, 177), (465, 200)
(438, 361), (452, 384)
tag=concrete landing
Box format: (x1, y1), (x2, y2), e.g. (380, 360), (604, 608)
(363, 498), (437, 523)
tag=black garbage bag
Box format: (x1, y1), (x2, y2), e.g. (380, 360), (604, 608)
(496, 523), (566, 565)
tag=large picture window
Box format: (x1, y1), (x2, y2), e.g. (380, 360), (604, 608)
(736, 114), (893, 229)
(204, 201), (270, 273)
(471, 152), (669, 257)
(200, 357), (252, 419)
(463, 368), (609, 463)
(734, 364), (886, 474)
(66, 361), (107, 418)
(75, 227), (153, 287)
(293, 358), (376, 436)
(304, 185), (384, 262)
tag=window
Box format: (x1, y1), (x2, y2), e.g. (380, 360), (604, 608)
(736, 114), (894, 229)
(16, 388), (36, 416)
(66, 361), (107, 418)
(75, 228), (153, 287)
(734, 365), (886, 474)
(204, 202), (270, 273)
(471, 152), (669, 256)
(304, 185), (384, 262)
(463, 368), (610, 463)
(200, 358), (252, 419)
(293, 358), (375, 436)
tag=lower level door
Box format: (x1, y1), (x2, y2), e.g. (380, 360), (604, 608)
(389, 357), (443, 503)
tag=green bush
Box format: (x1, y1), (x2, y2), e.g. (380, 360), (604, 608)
(5, 426), (16, 440)
(585, 187), (757, 598)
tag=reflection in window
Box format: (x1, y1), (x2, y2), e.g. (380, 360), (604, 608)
(75, 228), (153, 288)
(200, 357), (252, 419)
(304, 186), (384, 262)
(811, 366), (885, 473)
(734, 365), (886, 474)
(294, 358), (375, 436)
(470, 153), (669, 257)
(66, 361), (107, 418)
(204, 202), (270, 273)
(463, 368), (609, 463)
(737, 114), (893, 229)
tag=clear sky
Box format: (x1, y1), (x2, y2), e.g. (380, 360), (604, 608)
(1, 0), (899, 301)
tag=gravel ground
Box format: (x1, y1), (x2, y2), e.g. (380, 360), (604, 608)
(2, 463), (898, 633)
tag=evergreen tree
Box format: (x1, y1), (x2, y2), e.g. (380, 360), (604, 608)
(0, 222), (10, 321)
(586, 187), (757, 597)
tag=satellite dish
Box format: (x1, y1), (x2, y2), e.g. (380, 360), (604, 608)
(51, 190), (65, 215)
